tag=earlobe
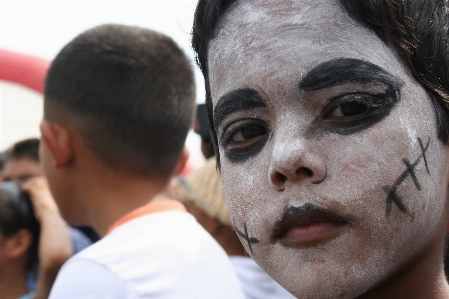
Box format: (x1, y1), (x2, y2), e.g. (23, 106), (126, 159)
(40, 121), (74, 168)
(4, 230), (32, 259)
(173, 146), (190, 176)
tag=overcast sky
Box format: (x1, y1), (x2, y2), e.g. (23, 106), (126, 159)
(0, 1), (205, 161)
(0, 1), (204, 99)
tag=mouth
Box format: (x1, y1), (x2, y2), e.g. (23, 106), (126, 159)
(270, 203), (350, 248)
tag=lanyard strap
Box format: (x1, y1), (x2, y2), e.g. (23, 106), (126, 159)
(107, 200), (186, 235)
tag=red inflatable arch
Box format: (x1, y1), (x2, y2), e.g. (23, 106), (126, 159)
(0, 48), (50, 93)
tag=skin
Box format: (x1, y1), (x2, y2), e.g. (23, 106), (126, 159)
(208, 1), (449, 298)
(39, 120), (189, 236)
(3, 158), (43, 184)
(0, 177), (73, 299)
(22, 177), (73, 299)
(0, 229), (31, 299)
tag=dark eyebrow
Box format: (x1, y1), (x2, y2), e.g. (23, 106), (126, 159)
(299, 58), (404, 91)
(213, 88), (267, 128)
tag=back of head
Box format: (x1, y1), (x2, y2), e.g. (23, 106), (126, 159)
(45, 24), (196, 178)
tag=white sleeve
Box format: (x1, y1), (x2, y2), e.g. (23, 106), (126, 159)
(48, 258), (140, 299)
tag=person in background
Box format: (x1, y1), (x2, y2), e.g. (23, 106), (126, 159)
(42, 24), (244, 298)
(0, 180), (72, 299)
(2, 138), (98, 244)
(3, 139), (43, 184)
(1, 138), (94, 292)
(171, 158), (295, 299)
(194, 103), (214, 158)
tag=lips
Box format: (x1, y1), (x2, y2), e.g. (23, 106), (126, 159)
(270, 203), (350, 248)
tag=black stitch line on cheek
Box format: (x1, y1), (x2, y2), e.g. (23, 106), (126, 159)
(384, 186), (409, 216)
(384, 137), (431, 217)
(403, 158), (421, 190)
(234, 220), (260, 255)
(418, 137), (430, 175)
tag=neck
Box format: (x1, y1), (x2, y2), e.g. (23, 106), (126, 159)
(217, 226), (247, 257)
(73, 157), (169, 237)
(0, 263), (29, 299)
(86, 178), (169, 237)
(60, 133), (173, 237)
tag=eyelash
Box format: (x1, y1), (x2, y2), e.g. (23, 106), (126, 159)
(322, 93), (392, 119)
(217, 89), (398, 156)
(220, 118), (268, 150)
(314, 91), (398, 134)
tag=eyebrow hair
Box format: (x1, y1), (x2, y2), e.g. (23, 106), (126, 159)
(213, 88), (267, 128)
(299, 58), (404, 91)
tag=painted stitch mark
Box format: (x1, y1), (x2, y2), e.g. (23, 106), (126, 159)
(234, 221), (260, 255)
(384, 137), (431, 217)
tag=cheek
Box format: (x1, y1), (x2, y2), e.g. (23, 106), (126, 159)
(219, 150), (281, 237)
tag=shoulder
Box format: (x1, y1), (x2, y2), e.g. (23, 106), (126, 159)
(48, 258), (139, 299)
(51, 211), (245, 299)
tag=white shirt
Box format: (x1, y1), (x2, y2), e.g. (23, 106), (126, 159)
(230, 256), (296, 299)
(49, 211), (245, 299)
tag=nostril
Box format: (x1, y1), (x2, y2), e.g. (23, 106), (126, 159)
(297, 167), (313, 177)
(273, 172), (287, 184)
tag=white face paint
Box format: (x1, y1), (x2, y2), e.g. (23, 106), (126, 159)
(208, 0), (449, 298)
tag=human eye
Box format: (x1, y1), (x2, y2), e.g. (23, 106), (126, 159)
(317, 92), (399, 135)
(219, 119), (269, 163)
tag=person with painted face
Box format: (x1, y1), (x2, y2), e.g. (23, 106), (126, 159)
(171, 158), (295, 299)
(191, 0), (449, 298)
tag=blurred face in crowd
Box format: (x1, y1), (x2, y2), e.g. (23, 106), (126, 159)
(207, 0), (449, 298)
(3, 158), (42, 184)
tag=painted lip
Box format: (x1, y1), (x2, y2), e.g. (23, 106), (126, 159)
(270, 203), (350, 248)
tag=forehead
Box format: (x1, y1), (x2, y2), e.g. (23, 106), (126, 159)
(208, 0), (407, 101)
(3, 158), (41, 176)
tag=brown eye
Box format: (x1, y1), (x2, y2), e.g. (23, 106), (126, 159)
(333, 101), (368, 117)
(219, 119), (270, 163)
(316, 91), (399, 135)
(230, 125), (267, 143)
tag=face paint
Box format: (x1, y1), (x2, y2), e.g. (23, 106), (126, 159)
(300, 58), (404, 136)
(214, 88), (269, 163)
(207, 0), (449, 298)
(384, 137), (431, 216)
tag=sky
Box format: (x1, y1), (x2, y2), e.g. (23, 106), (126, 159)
(0, 1), (205, 163)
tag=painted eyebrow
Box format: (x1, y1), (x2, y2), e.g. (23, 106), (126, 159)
(213, 88), (267, 129)
(299, 58), (404, 91)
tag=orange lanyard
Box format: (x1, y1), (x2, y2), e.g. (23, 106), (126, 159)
(107, 200), (186, 235)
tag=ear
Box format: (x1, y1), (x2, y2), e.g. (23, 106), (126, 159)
(3, 229), (32, 259)
(40, 121), (74, 168)
(173, 146), (189, 176)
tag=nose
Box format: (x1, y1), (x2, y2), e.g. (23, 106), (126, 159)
(268, 140), (326, 190)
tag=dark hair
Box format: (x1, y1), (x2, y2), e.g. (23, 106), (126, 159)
(191, 0), (449, 167)
(0, 182), (40, 270)
(45, 24), (196, 178)
(5, 138), (40, 163)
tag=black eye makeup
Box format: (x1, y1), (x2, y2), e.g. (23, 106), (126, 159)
(213, 88), (269, 163)
(301, 58), (404, 135)
(213, 58), (404, 163)
(220, 119), (269, 162)
(313, 88), (400, 135)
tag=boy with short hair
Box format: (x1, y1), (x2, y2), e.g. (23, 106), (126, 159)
(43, 24), (244, 298)
(2, 138), (42, 184)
